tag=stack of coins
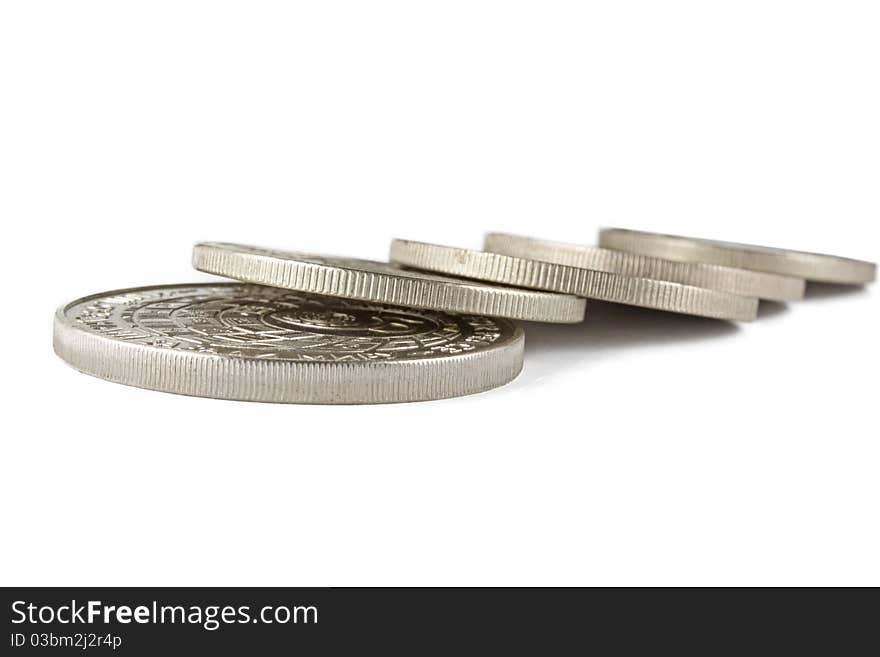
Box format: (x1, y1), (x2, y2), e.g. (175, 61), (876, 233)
(54, 229), (875, 404)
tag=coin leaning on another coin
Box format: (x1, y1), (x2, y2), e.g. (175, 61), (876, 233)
(53, 284), (525, 404)
(599, 228), (877, 285)
(484, 232), (805, 301)
(192, 242), (586, 324)
(389, 239), (759, 321)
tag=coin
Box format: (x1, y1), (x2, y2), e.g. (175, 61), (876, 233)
(599, 228), (877, 285)
(53, 284), (525, 404)
(484, 232), (805, 301)
(192, 242), (585, 324)
(390, 239), (758, 321)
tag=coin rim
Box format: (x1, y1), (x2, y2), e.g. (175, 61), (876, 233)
(390, 239), (759, 321)
(599, 228), (877, 285)
(192, 242), (585, 324)
(484, 231), (805, 301)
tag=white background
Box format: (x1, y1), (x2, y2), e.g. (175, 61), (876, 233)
(1, 1), (877, 586)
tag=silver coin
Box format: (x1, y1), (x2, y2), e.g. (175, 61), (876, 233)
(484, 232), (805, 301)
(53, 284), (525, 404)
(192, 242), (585, 324)
(390, 239), (758, 321)
(599, 228), (877, 285)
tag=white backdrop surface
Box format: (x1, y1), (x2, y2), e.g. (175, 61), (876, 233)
(1, 1), (877, 585)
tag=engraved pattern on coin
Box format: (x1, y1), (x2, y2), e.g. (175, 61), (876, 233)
(54, 284), (525, 404)
(65, 285), (511, 362)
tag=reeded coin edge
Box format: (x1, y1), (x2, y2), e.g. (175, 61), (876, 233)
(390, 239), (758, 321)
(53, 290), (525, 404)
(192, 243), (586, 324)
(484, 232), (806, 301)
(599, 228), (877, 285)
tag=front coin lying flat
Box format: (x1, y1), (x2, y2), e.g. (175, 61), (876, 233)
(599, 228), (877, 285)
(390, 239), (758, 322)
(192, 242), (585, 324)
(484, 232), (805, 301)
(53, 284), (525, 404)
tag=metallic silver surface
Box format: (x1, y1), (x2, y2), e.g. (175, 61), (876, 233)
(599, 228), (877, 285)
(53, 284), (525, 404)
(193, 242), (585, 324)
(390, 239), (758, 321)
(484, 232), (805, 301)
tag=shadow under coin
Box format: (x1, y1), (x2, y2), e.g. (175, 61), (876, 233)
(516, 300), (741, 384)
(803, 282), (869, 300)
(757, 300), (790, 319)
